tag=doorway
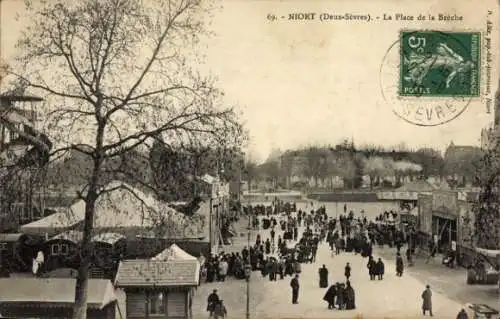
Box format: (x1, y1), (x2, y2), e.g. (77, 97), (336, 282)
(432, 215), (457, 253)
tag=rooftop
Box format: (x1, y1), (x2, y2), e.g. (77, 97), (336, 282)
(0, 278), (116, 309)
(115, 259), (200, 288)
(395, 180), (438, 193)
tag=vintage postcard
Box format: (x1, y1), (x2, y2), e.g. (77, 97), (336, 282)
(0, 0), (499, 318)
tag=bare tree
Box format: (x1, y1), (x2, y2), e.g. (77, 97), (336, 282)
(260, 159), (280, 190)
(242, 158), (260, 191)
(0, 59), (8, 84)
(337, 151), (357, 189)
(363, 156), (386, 189)
(8, 0), (244, 318)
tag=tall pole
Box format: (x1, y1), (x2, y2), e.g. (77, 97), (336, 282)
(246, 213), (250, 319)
(245, 165), (251, 319)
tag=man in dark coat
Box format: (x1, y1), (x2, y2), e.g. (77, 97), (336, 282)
(278, 258), (285, 279)
(323, 283), (337, 309)
(367, 257), (376, 280)
(421, 285), (433, 316)
(344, 262), (351, 280)
(290, 274), (300, 304)
(207, 289), (220, 316)
(376, 258), (385, 280)
(261, 259), (270, 277)
(456, 308), (469, 319)
(335, 237), (342, 255)
(344, 281), (356, 310)
(319, 264), (329, 288)
(270, 259), (279, 281)
(396, 253), (404, 277)
(336, 283), (345, 310)
(265, 239), (271, 255)
(242, 247), (249, 261)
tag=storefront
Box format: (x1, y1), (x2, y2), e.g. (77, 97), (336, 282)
(115, 247), (200, 319)
(417, 191), (460, 254)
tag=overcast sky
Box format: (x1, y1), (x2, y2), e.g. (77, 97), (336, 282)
(1, 0), (498, 162)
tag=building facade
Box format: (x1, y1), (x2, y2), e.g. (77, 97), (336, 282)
(0, 95), (53, 232)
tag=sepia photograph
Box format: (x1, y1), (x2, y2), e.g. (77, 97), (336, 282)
(0, 0), (499, 318)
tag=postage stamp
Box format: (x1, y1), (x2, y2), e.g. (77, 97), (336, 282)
(400, 31), (481, 97)
(379, 30), (482, 127)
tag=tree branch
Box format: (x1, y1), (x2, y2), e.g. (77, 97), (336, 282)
(105, 1), (193, 118)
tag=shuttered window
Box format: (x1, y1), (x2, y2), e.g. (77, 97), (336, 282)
(126, 292), (147, 318)
(167, 292), (186, 317)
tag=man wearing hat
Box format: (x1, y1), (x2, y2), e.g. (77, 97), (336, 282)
(290, 274), (300, 304)
(421, 285), (433, 316)
(207, 289), (220, 317)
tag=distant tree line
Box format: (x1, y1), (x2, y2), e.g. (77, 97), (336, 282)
(247, 139), (484, 191)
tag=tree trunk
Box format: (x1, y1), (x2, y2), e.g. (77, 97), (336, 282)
(72, 193), (98, 319)
(72, 119), (105, 319)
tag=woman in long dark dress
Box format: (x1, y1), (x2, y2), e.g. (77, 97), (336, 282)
(318, 264), (329, 288)
(345, 281), (356, 310)
(265, 239), (271, 255)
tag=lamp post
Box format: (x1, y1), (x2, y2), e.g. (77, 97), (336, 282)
(245, 260), (251, 319)
(243, 166), (251, 319)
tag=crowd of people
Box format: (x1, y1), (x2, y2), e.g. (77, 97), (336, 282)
(203, 199), (473, 318)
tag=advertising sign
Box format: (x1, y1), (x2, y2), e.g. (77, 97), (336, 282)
(432, 191), (458, 211)
(418, 193), (433, 234)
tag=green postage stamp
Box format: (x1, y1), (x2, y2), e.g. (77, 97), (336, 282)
(400, 31), (481, 97)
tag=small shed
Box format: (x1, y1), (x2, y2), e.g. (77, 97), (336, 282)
(44, 230), (83, 271)
(115, 247), (200, 319)
(0, 277), (118, 319)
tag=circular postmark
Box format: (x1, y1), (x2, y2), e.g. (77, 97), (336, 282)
(380, 30), (480, 126)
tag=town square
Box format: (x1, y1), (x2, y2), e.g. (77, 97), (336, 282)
(0, 0), (499, 318)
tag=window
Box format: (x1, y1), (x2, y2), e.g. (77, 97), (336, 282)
(0, 243), (7, 251)
(60, 244), (69, 255)
(8, 125), (20, 141)
(51, 244), (60, 255)
(51, 243), (70, 256)
(149, 292), (165, 316)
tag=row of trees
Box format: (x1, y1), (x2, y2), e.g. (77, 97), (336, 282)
(249, 141), (483, 190)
